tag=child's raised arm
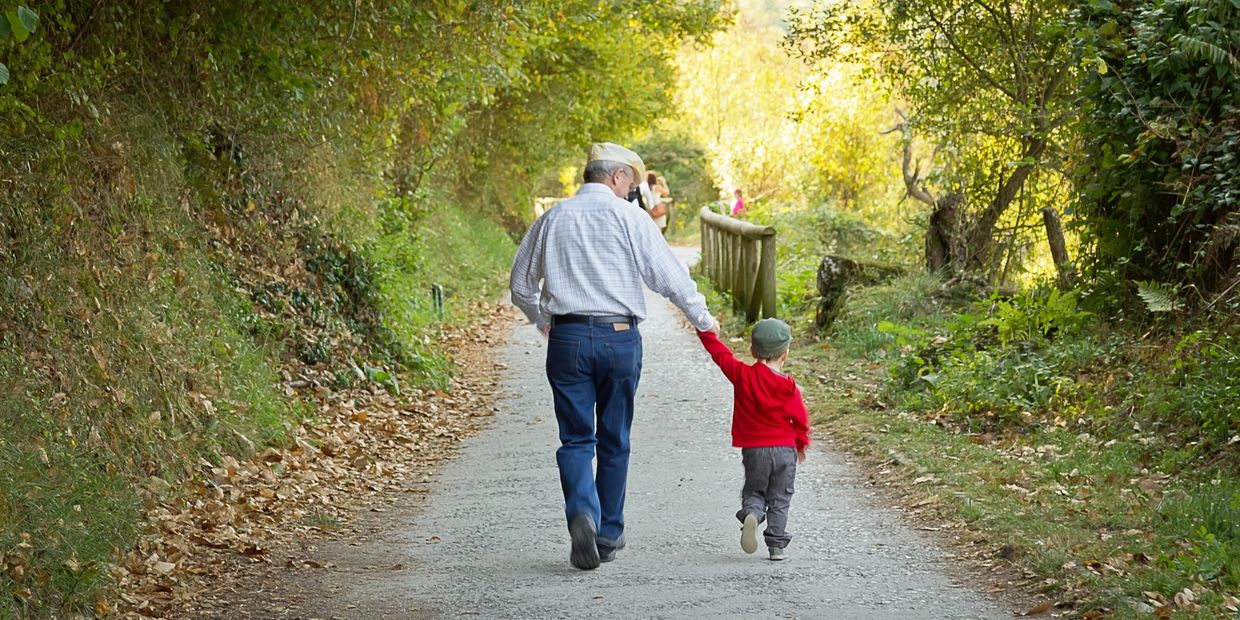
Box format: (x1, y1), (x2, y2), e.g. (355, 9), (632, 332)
(697, 329), (745, 383)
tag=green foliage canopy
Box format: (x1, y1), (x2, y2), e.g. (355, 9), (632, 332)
(1073, 0), (1240, 302)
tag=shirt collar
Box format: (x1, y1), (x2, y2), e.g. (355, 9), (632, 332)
(578, 183), (620, 197)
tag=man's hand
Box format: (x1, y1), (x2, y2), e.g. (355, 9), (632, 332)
(703, 320), (720, 335)
(796, 448), (807, 464)
(539, 323), (551, 338)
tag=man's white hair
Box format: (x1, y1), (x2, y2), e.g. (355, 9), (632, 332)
(583, 159), (630, 183)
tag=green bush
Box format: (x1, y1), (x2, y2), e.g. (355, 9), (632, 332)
(847, 286), (1101, 429)
(1074, 0), (1240, 296)
(836, 274), (1240, 451)
(826, 273), (952, 358)
(1143, 329), (1240, 447)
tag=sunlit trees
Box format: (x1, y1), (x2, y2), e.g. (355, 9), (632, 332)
(787, 63), (904, 230)
(786, 0), (1076, 278)
(673, 11), (812, 202)
(670, 2), (904, 225)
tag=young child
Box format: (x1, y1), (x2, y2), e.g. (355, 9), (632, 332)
(697, 318), (810, 561)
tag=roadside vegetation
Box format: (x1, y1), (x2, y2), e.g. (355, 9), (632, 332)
(803, 277), (1239, 618)
(0, 1), (725, 616)
(691, 1), (1238, 618)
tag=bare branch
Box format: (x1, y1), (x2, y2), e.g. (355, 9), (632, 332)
(924, 8), (1021, 101)
(888, 108), (939, 207)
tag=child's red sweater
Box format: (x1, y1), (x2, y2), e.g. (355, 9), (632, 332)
(697, 330), (811, 450)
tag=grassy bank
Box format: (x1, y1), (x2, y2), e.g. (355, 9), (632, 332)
(699, 265), (1238, 618)
(0, 125), (513, 615)
(808, 276), (1238, 619)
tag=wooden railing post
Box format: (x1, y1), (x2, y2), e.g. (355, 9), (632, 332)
(731, 233), (743, 312)
(744, 238), (761, 321)
(697, 207), (779, 322)
(759, 233), (776, 318)
(699, 215), (707, 278)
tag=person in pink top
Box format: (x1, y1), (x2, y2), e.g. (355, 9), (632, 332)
(697, 318), (811, 561)
(731, 188), (747, 218)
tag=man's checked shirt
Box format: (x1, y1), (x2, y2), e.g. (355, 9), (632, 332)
(509, 183), (715, 332)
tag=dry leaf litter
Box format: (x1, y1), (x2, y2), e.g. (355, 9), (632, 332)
(106, 302), (515, 618)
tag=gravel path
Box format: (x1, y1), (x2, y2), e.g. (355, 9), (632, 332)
(292, 248), (1009, 620)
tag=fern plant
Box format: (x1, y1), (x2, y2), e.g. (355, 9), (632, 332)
(1135, 280), (1184, 313)
(1171, 33), (1240, 70)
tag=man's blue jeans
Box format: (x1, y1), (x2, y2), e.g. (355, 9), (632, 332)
(545, 320), (642, 545)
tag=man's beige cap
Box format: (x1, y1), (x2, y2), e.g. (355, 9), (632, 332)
(588, 142), (645, 181)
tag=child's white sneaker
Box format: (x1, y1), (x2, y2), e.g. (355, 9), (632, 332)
(740, 514), (759, 554)
(768, 546), (786, 561)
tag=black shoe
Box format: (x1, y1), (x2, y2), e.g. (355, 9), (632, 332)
(568, 514), (600, 570)
(598, 546), (617, 563)
(597, 534), (625, 563)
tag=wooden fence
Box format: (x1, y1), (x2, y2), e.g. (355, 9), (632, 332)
(699, 207), (777, 322)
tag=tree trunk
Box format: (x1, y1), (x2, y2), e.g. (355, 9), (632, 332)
(926, 193), (962, 273)
(1042, 207), (1074, 289)
(964, 136), (1047, 268)
(815, 256), (905, 330)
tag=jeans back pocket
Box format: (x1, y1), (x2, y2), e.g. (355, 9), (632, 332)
(546, 337), (583, 383)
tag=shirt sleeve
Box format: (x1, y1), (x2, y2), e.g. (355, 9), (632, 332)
(696, 330), (744, 384)
(789, 384), (811, 450)
(631, 217), (715, 330)
(509, 217), (549, 330)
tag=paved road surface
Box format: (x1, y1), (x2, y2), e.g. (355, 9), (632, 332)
(282, 248), (1009, 619)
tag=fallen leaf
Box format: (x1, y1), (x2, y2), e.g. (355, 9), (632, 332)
(240, 544), (266, 556)
(1020, 601), (1053, 616)
(1222, 594), (1238, 612)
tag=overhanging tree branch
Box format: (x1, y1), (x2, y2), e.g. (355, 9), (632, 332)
(883, 109), (939, 206)
(924, 8), (1020, 101)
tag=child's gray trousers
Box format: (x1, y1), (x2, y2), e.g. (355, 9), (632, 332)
(736, 446), (797, 549)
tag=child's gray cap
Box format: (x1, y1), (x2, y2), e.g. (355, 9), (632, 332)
(750, 318), (792, 358)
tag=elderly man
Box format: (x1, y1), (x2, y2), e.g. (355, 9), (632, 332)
(510, 142), (718, 570)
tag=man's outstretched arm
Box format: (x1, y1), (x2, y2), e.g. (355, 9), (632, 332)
(631, 218), (716, 331)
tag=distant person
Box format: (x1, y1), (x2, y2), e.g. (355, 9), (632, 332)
(654, 175), (671, 200)
(646, 172), (669, 235)
(731, 188), (747, 218)
(510, 142), (719, 570)
(633, 172), (655, 213)
(696, 318), (810, 561)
